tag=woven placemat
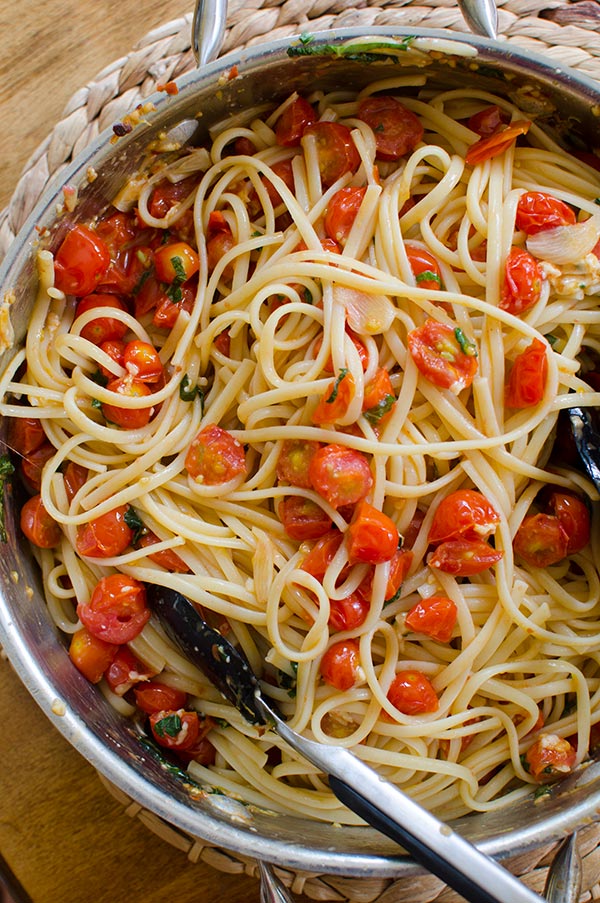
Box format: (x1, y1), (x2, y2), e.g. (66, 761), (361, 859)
(4, 1), (600, 899)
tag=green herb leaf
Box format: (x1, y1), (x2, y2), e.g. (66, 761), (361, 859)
(454, 327), (477, 357)
(166, 282), (183, 303)
(90, 369), (108, 387)
(180, 374), (199, 402)
(171, 255), (187, 283)
(278, 662), (298, 698)
(415, 270), (442, 287)
(124, 506), (144, 544)
(132, 268), (152, 296)
(545, 333), (558, 346)
(0, 453), (14, 543)
(91, 398), (102, 410)
(326, 368), (348, 404)
(364, 393), (396, 425)
(153, 713), (183, 738)
(287, 34), (415, 61)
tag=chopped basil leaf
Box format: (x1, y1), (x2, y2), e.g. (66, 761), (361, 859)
(171, 255), (187, 283)
(326, 368), (349, 404)
(454, 327), (477, 357)
(534, 785), (551, 799)
(287, 34), (415, 61)
(153, 713), (183, 738)
(364, 393), (395, 425)
(595, 198), (600, 206)
(415, 270), (442, 287)
(278, 662), (298, 698)
(545, 333), (558, 346)
(138, 737), (205, 790)
(132, 268), (152, 296)
(0, 453), (14, 543)
(91, 398), (102, 410)
(90, 369), (108, 387)
(179, 374), (201, 403)
(124, 506), (144, 544)
(166, 282), (183, 303)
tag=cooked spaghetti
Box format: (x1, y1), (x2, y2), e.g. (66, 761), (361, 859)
(3, 74), (600, 824)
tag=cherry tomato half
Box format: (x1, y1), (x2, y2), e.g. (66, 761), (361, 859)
(465, 120), (530, 166)
(500, 247), (543, 316)
(513, 513), (569, 567)
(69, 627), (118, 684)
(385, 670), (439, 717)
(63, 462), (88, 504)
(20, 494), (62, 548)
(320, 639), (362, 691)
(77, 573), (150, 644)
(54, 225), (110, 296)
(137, 530), (191, 573)
(123, 339), (163, 383)
(407, 318), (478, 393)
(515, 191), (576, 235)
(8, 416), (46, 457)
(428, 538), (503, 576)
(302, 121), (360, 188)
(276, 439), (321, 489)
(357, 95), (423, 161)
(134, 681), (188, 714)
(467, 105), (510, 138)
(347, 500), (399, 565)
(75, 504), (133, 558)
(548, 492), (591, 554)
(405, 595), (458, 643)
(279, 496), (332, 541)
(308, 444), (373, 510)
(505, 338), (547, 408)
(428, 489), (501, 545)
(275, 96), (317, 147)
(525, 733), (576, 781)
(20, 442), (55, 494)
(102, 377), (154, 429)
(154, 241), (199, 284)
(149, 709), (200, 751)
(300, 530), (344, 581)
(405, 244), (443, 293)
(147, 175), (199, 219)
(324, 187), (367, 246)
(75, 294), (129, 345)
(357, 549), (414, 604)
(312, 370), (356, 425)
(329, 592), (370, 632)
(185, 423), (247, 485)
(104, 646), (155, 697)
(362, 367), (396, 427)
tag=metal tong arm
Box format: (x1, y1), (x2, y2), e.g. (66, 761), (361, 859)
(193, 0), (228, 66)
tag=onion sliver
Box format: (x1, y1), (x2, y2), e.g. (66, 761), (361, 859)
(526, 216), (600, 265)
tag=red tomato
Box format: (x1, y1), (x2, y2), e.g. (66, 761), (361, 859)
(185, 423), (247, 485)
(276, 439), (321, 489)
(137, 530), (191, 573)
(329, 592), (370, 632)
(134, 681), (188, 714)
(499, 247), (543, 315)
(69, 628), (118, 684)
(154, 241), (199, 284)
(8, 416), (45, 456)
(20, 494), (62, 548)
(96, 212), (154, 295)
(77, 574), (149, 644)
(75, 504), (133, 558)
(177, 733), (217, 766)
(318, 330), (369, 374)
(123, 339), (163, 383)
(405, 244), (443, 293)
(407, 319), (478, 393)
(428, 538), (503, 576)
(548, 492), (591, 554)
(300, 530), (344, 580)
(403, 509), (426, 549)
(357, 96), (423, 161)
(513, 513), (569, 567)
(308, 444), (373, 510)
(357, 549), (414, 603)
(505, 338), (547, 408)
(261, 159), (296, 208)
(275, 96), (317, 147)
(405, 596), (458, 643)
(465, 120), (530, 166)
(362, 367), (396, 426)
(20, 441), (55, 493)
(206, 226), (235, 276)
(99, 339), (126, 379)
(385, 670), (439, 717)
(104, 646), (155, 696)
(149, 709), (200, 751)
(147, 175), (199, 219)
(279, 496), (332, 541)
(525, 733), (576, 780)
(53, 225), (111, 296)
(152, 281), (196, 328)
(324, 187), (367, 245)
(75, 293), (129, 345)
(302, 121), (360, 188)
(102, 377), (154, 429)
(320, 639), (362, 691)
(347, 500), (399, 565)
(515, 191), (576, 235)
(467, 105), (510, 138)
(312, 370), (355, 425)
(63, 462), (88, 504)
(428, 489), (501, 545)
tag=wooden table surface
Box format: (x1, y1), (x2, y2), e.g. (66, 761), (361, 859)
(0, 3), (276, 900)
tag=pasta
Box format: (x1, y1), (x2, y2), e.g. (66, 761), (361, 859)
(3, 74), (600, 825)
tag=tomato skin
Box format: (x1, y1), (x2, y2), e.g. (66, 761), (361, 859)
(300, 530), (344, 580)
(320, 639), (362, 691)
(357, 549), (414, 603)
(312, 370), (355, 425)
(276, 439), (321, 489)
(500, 247), (543, 315)
(75, 504), (133, 558)
(309, 444), (373, 510)
(405, 244), (443, 293)
(548, 492), (590, 554)
(154, 241), (199, 284)
(329, 592), (370, 632)
(525, 733), (576, 781)
(76, 294), (129, 345)
(69, 628), (118, 684)
(54, 225), (111, 296)
(8, 416), (46, 457)
(63, 462), (88, 504)
(405, 595), (458, 643)
(185, 423), (247, 485)
(134, 681), (188, 714)
(137, 530), (191, 573)
(276, 96), (316, 147)
(302, 121), (360, 188)
(428, 489), (501, 545)
(149, 709), (200, 751)
(347, 501), (399, 565)
(123, 339), (163, 383)
(357, 96), (423, 161)
(152, 280), (196, 328)
(505, 338), (547, 408)
(465, 120), (530, 166)
(513, 513), (569, 567)
(102, 377), (153, 429)
(467, 105), (510, 138)
(428, 538), (503, 576)
(324, 187), (367, 245)
(407, 319), (478, 393)
(362, 367), (396, 427)
(99, 339), (126, 379)
(104, 646), (155, 697)
(77, 573), (150, 644)
(20, 441), (55, 494)
(515, 191), (576, 235)
(147, 175), (199, 219)
(20, 494), (62, 548)
(385, 670), (439, 717)
(261, 159), (295, 208)
(279, 496), (332, 541)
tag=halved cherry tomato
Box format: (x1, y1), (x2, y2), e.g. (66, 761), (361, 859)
(300, 530), (344, 580)
(261, 159), (295, 208)
(275, 96), (317, 147)
(505, 338), (547, 408)
(465, 120), (530, 166)
(154, 241), (199, 284)
(137, 530), (191, 573)
(276, 439), (321, 489)
(320, 639), (362, 691)
(8, 416), (45, 456)
(177, 731), (217, 766)
(99, 339), (126, 379)
(499, 247), (543, 315)
(317, 329), (369, 374)
(146, 175), (199, 219)
(362, 367), (396, 427)
(77, 573), (149, 644)
(324, 187), (367, 245)
(428, 538), (503, 576)
(152, 280), (196, 328)
(69, 627), (118, 684)
(134, 681), (188, 714)
(123, 339), (163, 383)
(312, 370), (355, 425)
(385, 670), (439, 717)
(329, 592), (370, 632)
(302, 121), (360, 188)
(308, 444), (373, 509)
(104, 646), (155, 697)
(20, 441), (55, 494)
(525, 733), (576, 780)
(96, 212), (154, 295)
(279, 497), (332, 541)
(63, 462), (88, 504)
(515, 191), (576, 235)
(428, 489), (501, 545)
(214, 329), (231, 357)
(347, 500), (399, 565)
(54, 225), (111, 296)
(185, 423), (247, 485)
(357, 549), (414, 603)
(206, 219), (235, 276)
(405, 244), (443, 293)
(548, 492), (591, 554)
(513, 513), (569, 567)
(149, 709), (200, 751)
(467, 105), (510, 138)
(75, 504), (133, 558)
(75, 293), (129, 345)
(20, 494), (62, 548)
(357, 96), (423, 161)
(405, 595), (458, 643)
(101, 377), (153, 429)
(407, 319), (478, 393)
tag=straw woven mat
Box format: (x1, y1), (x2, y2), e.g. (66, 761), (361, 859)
(4, 0), (600, 900)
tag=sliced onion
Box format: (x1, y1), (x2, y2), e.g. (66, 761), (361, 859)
(333, 286), (396, 335)
(526, 216), (600, 265)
